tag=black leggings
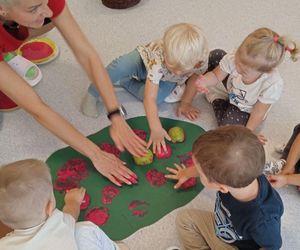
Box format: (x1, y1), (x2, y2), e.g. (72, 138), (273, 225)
(207, 49), (250, 126)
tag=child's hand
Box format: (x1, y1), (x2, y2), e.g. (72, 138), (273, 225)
(195, 75), (209, 94)
(268, 175), (288, 188)
(177, 102), (200, 121)
(165, 163), (190, 189)
(256, 134), (268, 145)
(148, 127), (171, 154)
(64, 187), (86, 206)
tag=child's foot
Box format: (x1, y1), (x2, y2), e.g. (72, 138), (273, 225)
(81, 92), (100, 118)
(114, 241), (129, 250)
(263, 159), (286, 176)
(164, 85), (186, 103)
(274, 143), (286, 154)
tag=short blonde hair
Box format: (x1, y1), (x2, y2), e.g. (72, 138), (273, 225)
(163, 23), (209, 71)
(0, 159), (53, 229)
(236, 27), (299, 72)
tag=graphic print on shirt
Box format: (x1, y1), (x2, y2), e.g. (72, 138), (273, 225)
(228, 86), (249, 112)
(214, 193), (243, 243)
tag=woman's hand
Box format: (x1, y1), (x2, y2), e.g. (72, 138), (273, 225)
(109, 115), (147, 157)
(92, 149), (137, 186)
(177, 102), (200, 121)
(165, 163), (190, 189)
(147, 127), (171, 154)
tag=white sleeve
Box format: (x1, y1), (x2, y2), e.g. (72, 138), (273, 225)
(63, 212), (76, 229)
(258, 77), (284, 104)
(219, 53), (235, 74)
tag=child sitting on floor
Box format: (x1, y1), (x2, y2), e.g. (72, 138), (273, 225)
(178, 27), (299, 143)
(267, 123), (300, 188)
(81, 23), (210, 154)
(166, 125), (283, 249)
(0, 159), (127, 250)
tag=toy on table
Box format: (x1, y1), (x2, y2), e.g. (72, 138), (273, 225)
(16, 37), (59, 65)
(168, 126), (185, 143)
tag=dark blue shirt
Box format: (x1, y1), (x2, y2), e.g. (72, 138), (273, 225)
(214, 175), (284, 250)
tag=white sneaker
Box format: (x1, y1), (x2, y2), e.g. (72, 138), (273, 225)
(274, 143), (286, 154)
(164, 84), (186, 103)
(263, 159), (286, 176)
(80, 92), (101, 118)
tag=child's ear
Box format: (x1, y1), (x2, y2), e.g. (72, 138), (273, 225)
(218, 184), (229, 193)
(45, 196), (56, 217)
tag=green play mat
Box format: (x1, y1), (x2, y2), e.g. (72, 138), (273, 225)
(47, 116), (205, 240)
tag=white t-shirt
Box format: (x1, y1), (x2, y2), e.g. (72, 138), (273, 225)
(0, 209), (78, 250)
(217, 52), (284, 113)
(137, 40), (208, 85)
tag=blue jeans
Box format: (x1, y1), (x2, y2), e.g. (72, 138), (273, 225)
(88, 49), (176, 104)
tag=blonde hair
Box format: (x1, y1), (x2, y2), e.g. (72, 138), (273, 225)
(236, 27), (299, 72)
(163, 23), (209, 71)
(0, 159), (53, 229)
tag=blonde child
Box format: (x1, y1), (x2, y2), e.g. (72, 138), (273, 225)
(81, 23), (210, 154)
(166, 125), (283, 249)
(0, 159), (127, 250)
(178, 27), (299, 143)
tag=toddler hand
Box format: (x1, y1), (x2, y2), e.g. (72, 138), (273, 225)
(64, 187), (86, 206)
(165, 163), (189, 189)
(177, 102), (200, 121)
(147, 128), (171, 154)
(268, 175), (288, 188)
(195, 75), (209, 94)
(256, 134), (268, 145)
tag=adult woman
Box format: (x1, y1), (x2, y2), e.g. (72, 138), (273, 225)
(0, 0), (147, 185)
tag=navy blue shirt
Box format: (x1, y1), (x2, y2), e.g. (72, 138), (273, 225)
(214, 175), (283, 250)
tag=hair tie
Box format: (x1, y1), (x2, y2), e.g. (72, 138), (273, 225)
(273, 35), (279, 43)
(285, 47), (293, 52)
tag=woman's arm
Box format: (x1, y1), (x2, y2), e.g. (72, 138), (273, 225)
(52, 4), (146, 156)
(0, 62), (134, 186)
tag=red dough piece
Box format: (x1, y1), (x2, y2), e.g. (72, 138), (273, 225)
(85, 207), (109, 226)
(99, 143), (121, 158)
(54, 158), (88, 192)
(80, 192), (91, 210)
(145, 169), (166, 187)
(128, 200), (149, 217)
(102, 185), (120, 204)
(181, 177), (197, 190)
(155, 144), (172, 159)
(133, 129), (147, 141)
(20, 41), (54, 61)
(177, 152), (197, 190)
(53, 178), (79, 191)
